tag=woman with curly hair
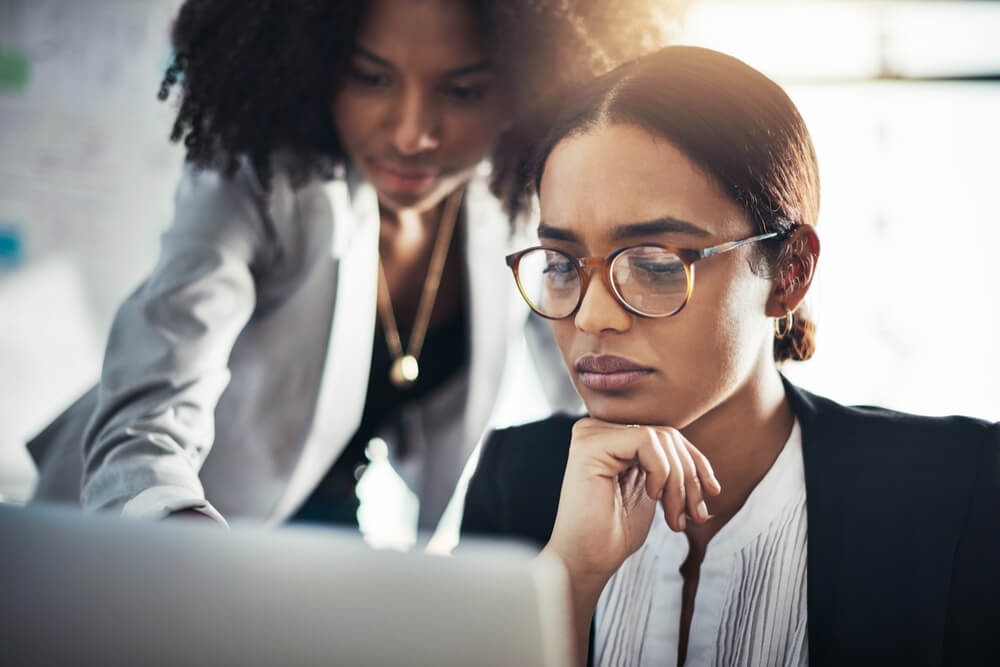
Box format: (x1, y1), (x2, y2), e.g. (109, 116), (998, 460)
(29, 0), (681, 531)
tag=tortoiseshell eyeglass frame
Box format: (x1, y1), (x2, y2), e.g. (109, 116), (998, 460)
(505, 231), (781, 319)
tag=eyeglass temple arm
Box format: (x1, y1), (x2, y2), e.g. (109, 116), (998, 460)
(696, 232), (780, 259)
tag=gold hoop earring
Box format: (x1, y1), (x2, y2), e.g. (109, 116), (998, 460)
(773, 310), (794, 340)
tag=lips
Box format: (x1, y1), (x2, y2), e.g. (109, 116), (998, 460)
(574, 354), (653, 392)
(370, 159), (438, 194)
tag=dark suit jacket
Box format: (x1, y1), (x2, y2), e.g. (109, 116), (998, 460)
(462, 380), (1000, 666)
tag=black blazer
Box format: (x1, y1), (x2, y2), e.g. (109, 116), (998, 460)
(461, 380), (1000, 666)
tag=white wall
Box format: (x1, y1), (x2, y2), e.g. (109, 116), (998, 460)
(0, 0), (185, 500)
(684, 1), (1000, 421)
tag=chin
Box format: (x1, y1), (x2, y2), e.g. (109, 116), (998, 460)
(582, 393), (661, 426)
(375, 186), (438, 212)
(374, 170), (470, 215)
(581, 388), (697, 429)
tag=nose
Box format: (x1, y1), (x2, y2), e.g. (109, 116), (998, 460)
(390, 86), (440, 156)
(574, 270), (632, 335)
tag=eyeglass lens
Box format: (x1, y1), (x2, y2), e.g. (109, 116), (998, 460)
(517, 247), (689, 318)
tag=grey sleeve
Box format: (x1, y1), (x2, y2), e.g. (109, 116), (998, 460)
(81, 164), (284, 520)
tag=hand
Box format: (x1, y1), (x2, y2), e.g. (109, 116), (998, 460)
(166, 509), (219, 523)
(546, 418), (722, 589)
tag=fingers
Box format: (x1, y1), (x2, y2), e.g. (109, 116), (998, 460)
(570, 418), (722, 534)
(673, 436), (709, 525)
(572, 420), (670, 491)
(685, 440), (722, 497)
(639, 437), (670, 503)
(659, 431), (687, 531)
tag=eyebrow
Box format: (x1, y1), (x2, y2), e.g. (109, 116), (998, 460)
(536, 223), (580, 242)
(612, 217), (710, 240)
(355, 47), (491, 77)
(537, 217), (711, 243)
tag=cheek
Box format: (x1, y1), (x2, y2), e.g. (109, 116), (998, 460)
(649, 311), (739, 394)
(332, 92), (379, 154)
(443, 108), (503, 162)
(686, 273), (770, 384)
(549, 320), (577, 369)
(651, 270), (770, 408)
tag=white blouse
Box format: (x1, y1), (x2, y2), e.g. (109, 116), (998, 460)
(595, 421), (809, 667)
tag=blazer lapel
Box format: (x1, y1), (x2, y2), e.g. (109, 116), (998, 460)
(783, 379), (851, 665)
(411, 174), (527, 536)
(460, 174), (521, 459)
(272, 172), (380, 520)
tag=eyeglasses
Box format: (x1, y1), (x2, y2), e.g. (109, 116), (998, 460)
(505, 232), (780, 319)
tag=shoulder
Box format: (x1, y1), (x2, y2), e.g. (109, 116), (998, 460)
(787, 381), (997, 462)
(482, 413), (579, 476)
(169, 160), (282, 262)
(462, 414), (580, 546)
(789, 383), (1000, 657)
(826, 399), (998, 496)
(788, 381), (998, 530)
(171, 157), (332, 263)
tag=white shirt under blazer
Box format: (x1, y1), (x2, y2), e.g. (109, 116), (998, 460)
(595, 421), (809, 667)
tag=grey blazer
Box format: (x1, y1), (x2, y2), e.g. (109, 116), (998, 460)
(28, 161), (577, 528)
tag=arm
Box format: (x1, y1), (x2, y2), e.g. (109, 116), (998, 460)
(544, 418), (721, 664)
(81, 164), (280, 522)
(463, 418), (720, 665)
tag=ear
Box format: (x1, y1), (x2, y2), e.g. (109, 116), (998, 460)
(765, 225), (820, 317)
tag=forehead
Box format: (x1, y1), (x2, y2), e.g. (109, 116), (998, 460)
(538, 124), (750, 244)
(357, 0), (487, 67)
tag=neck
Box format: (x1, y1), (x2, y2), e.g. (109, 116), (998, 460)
(681, 358), (795, 546)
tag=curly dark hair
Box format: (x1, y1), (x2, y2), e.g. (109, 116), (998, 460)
(157, 0), (687, 219)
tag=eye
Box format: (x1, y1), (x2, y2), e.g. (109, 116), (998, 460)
(446, 84), (487, 103)
(350, 66), (392, 88)
(540, 253), (577, 286)
(542, 256), (575, 275)
(635, 261), (685, 275)
(618, 248), (687, 287)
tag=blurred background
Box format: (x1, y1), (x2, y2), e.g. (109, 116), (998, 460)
(1, 0), (998, 505)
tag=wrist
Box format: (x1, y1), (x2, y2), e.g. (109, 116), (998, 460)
(541, 544), (606, 666)
(540, 545), (609, 609)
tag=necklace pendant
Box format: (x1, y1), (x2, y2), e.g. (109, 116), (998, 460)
(390, 354), (420, 388)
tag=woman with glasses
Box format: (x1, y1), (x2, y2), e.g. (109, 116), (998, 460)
(28, 0), (675, 532)
(462, 46), (999, 666)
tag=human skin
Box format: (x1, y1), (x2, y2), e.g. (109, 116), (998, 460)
(332, 0), (506, 329)
(534, 123), (818, 662)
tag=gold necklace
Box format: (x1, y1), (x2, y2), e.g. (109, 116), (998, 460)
(376, 187), (463, 389)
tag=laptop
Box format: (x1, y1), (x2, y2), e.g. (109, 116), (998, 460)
(0, 504), (572, 666)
